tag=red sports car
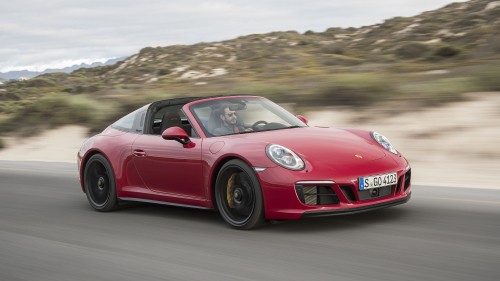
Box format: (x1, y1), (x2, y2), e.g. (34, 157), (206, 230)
(78, 95), (411, 229)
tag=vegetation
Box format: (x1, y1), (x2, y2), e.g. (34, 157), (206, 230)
(472, 63), (500, 91)
(310, 74), (395, 107)
(1, 0), (500, 137)
(434, 45), (461, 58)
(396, 42), (430, 59)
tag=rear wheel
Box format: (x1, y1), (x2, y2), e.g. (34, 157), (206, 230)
(215, 159), (265, 229)
(84, 154), (118, 211)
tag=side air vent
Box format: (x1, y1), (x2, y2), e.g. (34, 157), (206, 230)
(404, 169), (411, 191)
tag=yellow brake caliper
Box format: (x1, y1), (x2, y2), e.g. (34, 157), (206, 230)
(227, 173), (236, 208)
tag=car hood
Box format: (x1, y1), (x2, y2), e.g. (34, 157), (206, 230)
(234, 127), (390, 171)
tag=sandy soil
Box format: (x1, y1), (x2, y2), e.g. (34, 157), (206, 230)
(0, 125), (87, 163)
(1, 93), (499, 188)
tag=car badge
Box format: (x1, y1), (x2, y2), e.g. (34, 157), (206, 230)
(355, 154), (363, 159)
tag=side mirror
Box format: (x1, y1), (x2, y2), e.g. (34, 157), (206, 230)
(296, 115), (308, 125)
(162, 127), (195, 148)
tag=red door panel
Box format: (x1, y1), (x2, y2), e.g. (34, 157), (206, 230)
(131, 134), (204, 200)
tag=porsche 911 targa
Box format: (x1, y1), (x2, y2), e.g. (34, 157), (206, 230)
(78, 95), (411, 229)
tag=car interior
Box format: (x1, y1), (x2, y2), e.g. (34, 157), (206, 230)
(191, 102), (248, 137)
(151, 105), (198, 137)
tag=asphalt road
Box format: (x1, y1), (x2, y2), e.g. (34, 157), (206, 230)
(1, 161), (499, 281)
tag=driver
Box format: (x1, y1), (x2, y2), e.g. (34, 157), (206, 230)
(212, 104), (252, 136)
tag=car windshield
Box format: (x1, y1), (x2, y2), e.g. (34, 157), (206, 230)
(189, 97), (306, 137)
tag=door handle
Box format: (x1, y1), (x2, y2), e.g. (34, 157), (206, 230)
(133, 149), (147, 157)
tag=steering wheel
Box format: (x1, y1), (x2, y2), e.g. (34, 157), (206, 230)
(251, 120), (268, 131)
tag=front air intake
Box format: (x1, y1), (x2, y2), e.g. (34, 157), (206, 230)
(339, 185), (357, 202)
(295, 185), (340, 205)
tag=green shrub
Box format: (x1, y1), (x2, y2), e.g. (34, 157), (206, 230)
(434, 45), (461, 58)
(21, 78), (57, 88)
(380, 17), (408, 30)
(473, 64), (500, 91)
(64, 84), (101, 94)
(324, 27), (345, 34)
(320, 54), (363, 66)
(157, 68), (171, 76)
(396, 42), (430, 59)
(398, 77), (476, 106)
(483, 35), (500, 53)
(485, 5), (500, 20)
(451, 15), (479, 29)
(0, 94), (116, 135)
(0, 137), (4, 149)
(413, 23), (441, 35)
(465, 26), (497, 45)
(319, 44), (346, 55)
(309, 73), (396, 106)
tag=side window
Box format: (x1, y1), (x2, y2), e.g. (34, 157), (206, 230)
(191, 104), (217, 136)
(192, 106), (212, 129)
(112, 108), (142, 132)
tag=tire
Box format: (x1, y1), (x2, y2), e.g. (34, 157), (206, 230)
(215, 159), (265, 229)
(84, 154), (119, 212)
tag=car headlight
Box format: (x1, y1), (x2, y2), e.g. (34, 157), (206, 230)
(371, 132), (398, 155)
(266, 144), (305, 170)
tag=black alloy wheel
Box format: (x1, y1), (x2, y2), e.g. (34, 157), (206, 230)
(215, 159), (265, 229)
(84, 154), (118, 211)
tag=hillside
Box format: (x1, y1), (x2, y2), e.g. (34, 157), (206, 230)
(0, 0), (500, 135)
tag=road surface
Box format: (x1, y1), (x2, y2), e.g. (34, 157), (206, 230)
(1, 161), (499, 281)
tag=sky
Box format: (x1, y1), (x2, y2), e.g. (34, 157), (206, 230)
(0, 0), (467, 73)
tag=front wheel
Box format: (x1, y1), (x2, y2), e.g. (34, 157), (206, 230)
(215, 159), (265, 229)
(84, 154), (119, 212)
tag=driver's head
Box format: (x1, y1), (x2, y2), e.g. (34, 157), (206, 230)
(220, 105), (237, 125)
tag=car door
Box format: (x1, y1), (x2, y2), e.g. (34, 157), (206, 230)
(131, 134), (205, 201)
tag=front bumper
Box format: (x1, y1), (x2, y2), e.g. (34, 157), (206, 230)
(301, 192), (411, 218)
(257, 165), (412, 220)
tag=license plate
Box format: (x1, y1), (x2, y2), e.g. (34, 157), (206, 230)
(359, 172), (397, 190)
